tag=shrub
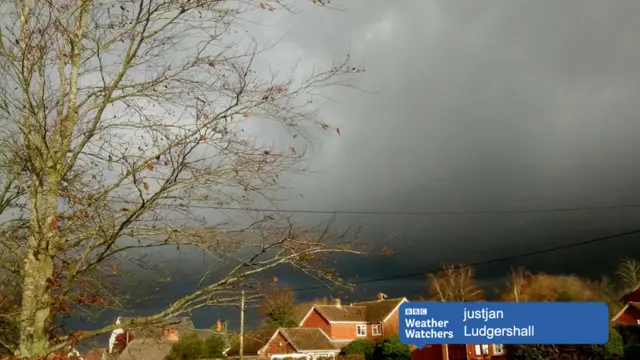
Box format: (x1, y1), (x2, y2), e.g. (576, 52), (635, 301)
(343, 339), (375, 360)
(511, 344), (560, 360)
(202, 333), (227, 358)
(584, 328), (624, 359)
(371, 335), (410, 360)
(265, 306), (299, 329)
(166, 332), (228, 360)
(166, 332), (205, 360)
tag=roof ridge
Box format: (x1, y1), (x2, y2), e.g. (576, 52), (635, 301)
(283, 327), (322, 332)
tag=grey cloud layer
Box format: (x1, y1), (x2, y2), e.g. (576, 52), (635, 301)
(241, 0), (640, 275)
(112, 0), (640, 279)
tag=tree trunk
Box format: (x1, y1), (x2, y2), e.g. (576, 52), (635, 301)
(19, 177), (60, 358)
(19, 249), (54, 358)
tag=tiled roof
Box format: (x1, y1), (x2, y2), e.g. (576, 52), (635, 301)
(279, 328), (338, 352)
(313, 298), (405, 323)
(352, 298), (406, 322)
(116, 338), (174, 360)
(315, 305), (367, 322)
(225, 330), (274, 356)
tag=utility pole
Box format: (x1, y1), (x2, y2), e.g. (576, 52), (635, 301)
(240, 290), (245, 360)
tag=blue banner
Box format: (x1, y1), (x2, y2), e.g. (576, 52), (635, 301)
(399, 302), (609, 345)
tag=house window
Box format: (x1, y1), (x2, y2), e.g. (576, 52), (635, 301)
(372, 324), (382, 336)
(356, 325), (366, 336)
(474, 345), (490, 356)
(493, 344), (505, 355)
(483, 345), (490, 355)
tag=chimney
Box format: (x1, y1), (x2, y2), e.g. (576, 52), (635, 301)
(216, 319), (222, 332)
(334, 298), (341, 307)
(377, 293), (387, 301)
(162, 327), (179, 341)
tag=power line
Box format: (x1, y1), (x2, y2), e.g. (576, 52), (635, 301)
(282, 228), (640, 293)
(109, 199), (640, 216)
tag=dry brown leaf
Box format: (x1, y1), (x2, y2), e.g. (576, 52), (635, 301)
(143, 182), (149, 190)
(147, 162), (154, 171)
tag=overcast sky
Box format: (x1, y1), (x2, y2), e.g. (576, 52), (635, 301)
(231, 0), (640, 282)
(72, 0), (640, 336)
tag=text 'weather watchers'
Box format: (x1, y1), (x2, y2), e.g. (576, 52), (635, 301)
(399, 302), (609, 346)
(405, 308), (534, 340)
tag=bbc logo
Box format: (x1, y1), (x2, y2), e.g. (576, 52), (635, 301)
(404, 308), (427, 316)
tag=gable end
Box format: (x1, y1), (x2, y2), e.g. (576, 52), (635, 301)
(300, 307), (330, 326)
(382, 298), (409, 323)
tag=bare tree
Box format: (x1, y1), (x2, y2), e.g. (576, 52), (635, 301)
(499, 272), (602, 302)
(426, 264), (484, 302)
(505, 267), (529, 303)
(0, 0), (366, 357)
(615, 258), (640, 293)
(257, 283), (330, 329)
(257, 284), (298, 329)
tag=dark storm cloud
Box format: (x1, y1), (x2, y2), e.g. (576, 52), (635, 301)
(239, 0), (640, 278)
(274, 0), (640, 205)
(83, 2), (640, 327)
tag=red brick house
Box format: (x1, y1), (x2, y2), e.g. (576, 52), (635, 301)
(299, 294), (508, 360)
(225, 328), (340, 360)
(463, 344), (507, 360)
(299, 294), (407, 347)
(612, 284), (640, 326)
(411, 344), (507, 360)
